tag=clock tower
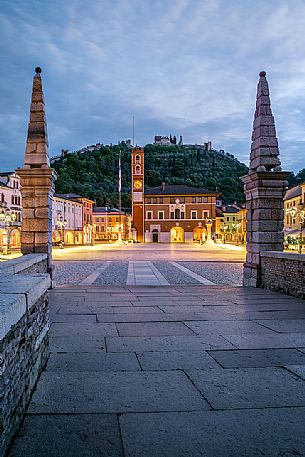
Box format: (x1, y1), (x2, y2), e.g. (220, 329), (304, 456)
(131, 147), (144, 242)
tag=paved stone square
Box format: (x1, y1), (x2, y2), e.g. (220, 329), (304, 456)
(9, 284), (305, 457)
(52, 243), (245, 287)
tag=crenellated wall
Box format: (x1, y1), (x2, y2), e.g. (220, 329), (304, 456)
(0, 254), (51, 457)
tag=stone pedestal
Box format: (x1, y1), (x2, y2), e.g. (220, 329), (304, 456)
(242, 171), (289, 287)
(18, 167), (57, 263)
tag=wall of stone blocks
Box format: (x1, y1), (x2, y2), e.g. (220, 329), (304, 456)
(0, 256), (51, 457)
(260, 252), (305, 299)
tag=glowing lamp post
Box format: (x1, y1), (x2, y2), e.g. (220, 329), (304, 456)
(57, 215), (67, 249)
(0, 209), (17, 255)
(298, 202), (305, 254)
(221, 224), (228, 244)
(88, 223), (94, 246)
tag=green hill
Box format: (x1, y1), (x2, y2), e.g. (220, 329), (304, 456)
(51, 143), (249, 208)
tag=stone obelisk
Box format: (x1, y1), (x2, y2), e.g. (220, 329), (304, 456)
(17, 67), (57, 267)
(242, 71), (290, 287)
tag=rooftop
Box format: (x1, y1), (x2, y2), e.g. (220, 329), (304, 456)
(222, 205), (241, 214)
(93, 207), (126, 214)
(55, 193), (95, 203)
(284, 185), (302, 201)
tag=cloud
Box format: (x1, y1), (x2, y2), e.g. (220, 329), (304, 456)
(0, 0), (305, 174)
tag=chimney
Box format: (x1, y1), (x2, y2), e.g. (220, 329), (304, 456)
(162, 182), (166, 191)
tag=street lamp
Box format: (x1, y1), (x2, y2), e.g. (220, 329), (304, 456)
(88, 223), (94, 246)
(56, 215), (67, 249)
(0, 209), (17, 255)
(235, 222), (241, 244)
(221, 224), (228, 244)
(298, 201), (305, 254)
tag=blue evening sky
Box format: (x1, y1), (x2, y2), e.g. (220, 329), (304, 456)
(1, 0), (305, 172)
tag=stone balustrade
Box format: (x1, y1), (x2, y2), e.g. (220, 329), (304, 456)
(260, 251), (305, 299)
(0, 254), (51, 457)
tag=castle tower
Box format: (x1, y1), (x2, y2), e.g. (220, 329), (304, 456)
(242, 71), (290, 287)
(131, 147), (144, 242)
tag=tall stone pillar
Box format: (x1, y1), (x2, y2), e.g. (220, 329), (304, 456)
(17, 67), (57, 266)
(242, 71), (290, 287)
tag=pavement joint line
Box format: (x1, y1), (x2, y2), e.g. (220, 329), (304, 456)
(24, 404), (305, 417)
(79, 262), (111, 285)
(182, 370), (215, 410)
(170, 261), (216, 285)
(117, 414), (127, 457)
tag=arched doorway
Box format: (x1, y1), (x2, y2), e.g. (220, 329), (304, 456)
(52, 230), (61, 244)
(193, 226), (206, 242)
(10, 229), (20, 248)
(152, 229), (159, 243)
(65, 231), (74, 244)
(170, 226), (184, 243)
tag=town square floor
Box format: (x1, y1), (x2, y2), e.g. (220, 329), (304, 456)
(8, 244), (305, 456)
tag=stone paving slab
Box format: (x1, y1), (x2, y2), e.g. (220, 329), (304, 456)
(116, 322), (196, 337)
(130, 299), (182, 307)
(186, 367), (305, 409)
(248, 310), (305, 320)
(49, 322), (118, 337)
(162, 302), (305, 312)
(9, 414), (124, 457)
(109, 306), (163, 313)
(254, 318), (305, 333)
(208, 348), (305, 368)
(119, 408), (305, 457)
(223, 333), (305, 349)
(46, 352), (141, 372)
(184, 320), (276, 335)
(50, 314), (97, 323)
(28, 371), (210, 414)
(106, 335), (234, 353)
(50, 302), (136, 313)
(10, 284), (305, 456)
(50, 336), (106, 353)
(97, 312), (214, 323)
(138, 350), (221, 370)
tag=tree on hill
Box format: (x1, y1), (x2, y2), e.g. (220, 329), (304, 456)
(287, 168), (305, 188)
(51, 144), (249, 208)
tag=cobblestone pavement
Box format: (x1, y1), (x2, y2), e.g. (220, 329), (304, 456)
(180, 261), (243, 285)
(94, 261), (129, 285)
(54, 261), (105, 286)
(9, 285), (305, 457)
(153, 261), (199, 285)
(54, 260), (243, 286)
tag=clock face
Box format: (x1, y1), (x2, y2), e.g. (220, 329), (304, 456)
(134, 180), (142, 189)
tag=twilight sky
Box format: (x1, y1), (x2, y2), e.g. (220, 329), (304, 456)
(1, 0), (305, 172)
